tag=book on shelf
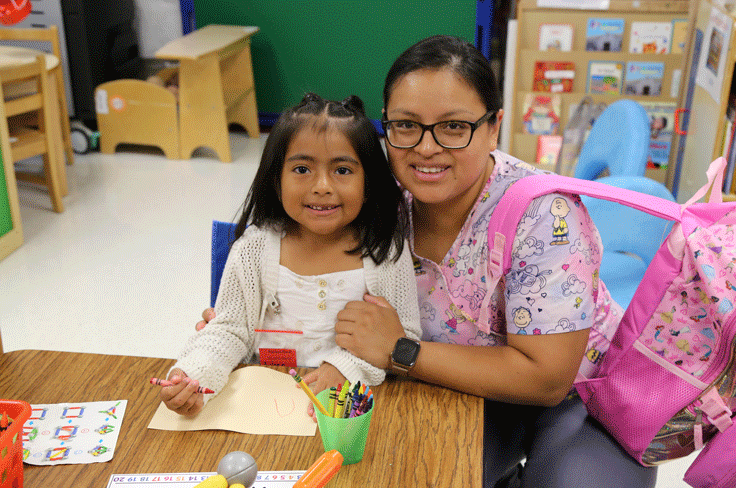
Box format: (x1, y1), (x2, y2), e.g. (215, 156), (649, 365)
(536, 134), (563, 171)
(624, 61), (664, 96)
(539, 23), (574, 51)
(587, 61), (624, 95)
(629, 21), (672, 54)
(522, 93), (561, 135)
(639, 101), (676, 169)
(671, 19), (689, 55)
(585, 18), (624, 52)
(533, 61), (575, 93)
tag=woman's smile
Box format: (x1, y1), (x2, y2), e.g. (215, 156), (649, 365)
(411, 164), (450, 181)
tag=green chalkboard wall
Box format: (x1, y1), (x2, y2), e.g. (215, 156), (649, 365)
(192, 1), (476, 121)
(0, 147), (12, 237)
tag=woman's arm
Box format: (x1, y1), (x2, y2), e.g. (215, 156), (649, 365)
(412, 329), (589, 406)
(335, 297), (589, 407)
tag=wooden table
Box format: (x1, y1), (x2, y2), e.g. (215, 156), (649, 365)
(156, 25), (261, 163)
(0, 45), (67, 195)
(1, 350), (483, 487)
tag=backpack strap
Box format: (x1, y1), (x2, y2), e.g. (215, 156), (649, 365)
(486, 174), (683, 286)
(684, 157), (727, 206)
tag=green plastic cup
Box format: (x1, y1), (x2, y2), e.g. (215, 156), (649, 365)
(314, 389), (374, 465)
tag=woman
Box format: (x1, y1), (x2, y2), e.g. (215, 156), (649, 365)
(196, 35), (656, 488)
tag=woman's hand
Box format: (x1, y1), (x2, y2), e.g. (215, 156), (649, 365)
(195, 308), (215, 331)
(335, 294), (406, 370)
(302, 363), (346, 421)
(160, 368), (204, 416)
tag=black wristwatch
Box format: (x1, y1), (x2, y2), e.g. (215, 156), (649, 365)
(390, 337), (421, 375)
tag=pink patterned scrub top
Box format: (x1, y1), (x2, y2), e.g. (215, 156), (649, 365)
(410, 150), (624, 378)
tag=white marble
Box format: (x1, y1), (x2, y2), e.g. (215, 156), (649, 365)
(0, 132), (694, 487)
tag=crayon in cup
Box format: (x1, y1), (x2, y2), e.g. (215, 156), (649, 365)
(334, 380), (350, 418)
(149, 377), (215, 394)
(327, 387), (337, 417)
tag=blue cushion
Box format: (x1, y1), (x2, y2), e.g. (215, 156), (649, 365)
(599, 251), (648, 308)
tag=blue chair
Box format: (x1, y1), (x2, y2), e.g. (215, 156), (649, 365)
(581, 176), (676, 308)
(211, 220), (237, 307)
(574, 100), (651, 181)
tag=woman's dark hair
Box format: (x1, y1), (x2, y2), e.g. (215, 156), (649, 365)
(233, 93), (409, 264)
(383, 35), (501, 123)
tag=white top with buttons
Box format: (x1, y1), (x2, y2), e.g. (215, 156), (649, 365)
(254, 266), (367, 368)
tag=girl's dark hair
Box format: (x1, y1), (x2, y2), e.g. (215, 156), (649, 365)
(234, 93), (409, 265)
(383, 35), (501, 123)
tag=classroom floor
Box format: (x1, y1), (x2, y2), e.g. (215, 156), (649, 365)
(1, 132), (697, 487)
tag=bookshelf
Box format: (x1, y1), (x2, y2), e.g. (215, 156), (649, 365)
(671, 0), (736, 201)
(509, 0), (690, 182)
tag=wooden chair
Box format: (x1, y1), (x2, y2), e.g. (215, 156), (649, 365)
(0, 55), (64, 212)
(0, 26), (74, 167)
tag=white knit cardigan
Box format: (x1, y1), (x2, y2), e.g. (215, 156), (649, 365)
(174, 225), (422, 397)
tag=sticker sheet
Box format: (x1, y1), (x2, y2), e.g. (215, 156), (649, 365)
(22, 400), (127, 465)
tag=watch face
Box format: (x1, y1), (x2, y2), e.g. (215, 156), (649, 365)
(393, 338), (420, 366)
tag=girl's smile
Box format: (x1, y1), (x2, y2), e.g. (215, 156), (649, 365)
(304, 204), (341, 215)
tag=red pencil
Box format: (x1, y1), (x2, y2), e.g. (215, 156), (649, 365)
(149, 377), (214, 394)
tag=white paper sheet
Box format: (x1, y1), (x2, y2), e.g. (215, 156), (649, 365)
(147, 366), (317, 436)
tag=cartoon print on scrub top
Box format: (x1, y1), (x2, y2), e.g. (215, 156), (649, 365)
(507, 190), (603, 338)
(512, 306), (533, 334)
(415, 156), (613, 347)
(443, 303), (467, 334)
(452, 237), (480, 277)
(507, 263), (552, 295)
(550, 197), (571, 245)
(414, 253), (501, 346)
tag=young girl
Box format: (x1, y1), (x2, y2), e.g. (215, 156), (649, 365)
(161, 93), (421, 416)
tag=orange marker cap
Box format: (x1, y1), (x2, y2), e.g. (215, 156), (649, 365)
(293, 450), (343, 488)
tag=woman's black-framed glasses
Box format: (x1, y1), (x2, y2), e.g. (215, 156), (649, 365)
(382, 110), (496, 149)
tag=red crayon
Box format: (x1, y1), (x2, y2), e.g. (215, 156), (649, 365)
(149, 377), (215, 394)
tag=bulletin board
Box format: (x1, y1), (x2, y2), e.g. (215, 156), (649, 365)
(191, 0), (477, 121)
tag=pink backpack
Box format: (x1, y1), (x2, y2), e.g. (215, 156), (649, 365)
(486, 158), (736, 487)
